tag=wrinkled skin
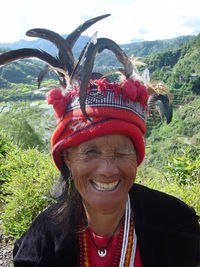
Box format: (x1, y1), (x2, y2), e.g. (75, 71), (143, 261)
(64, 134), (137, 235)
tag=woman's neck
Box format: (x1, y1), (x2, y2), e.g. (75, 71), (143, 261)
(82, 200), (126, 237)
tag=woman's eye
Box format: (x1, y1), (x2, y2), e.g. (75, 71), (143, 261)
(84, 148), (99, 157)
(85, 149), (99, 156)
(116, 152), (132, 158)
(116, 153), (126, 158)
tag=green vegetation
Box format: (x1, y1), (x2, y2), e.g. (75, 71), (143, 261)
(1, 102), (46, 150)
(145, 97), (200, 165)
(0, 34), (199, 237)
(0, 144), (58, 237)
(0, 133), (15, 199)
(165, 147), (200, 185)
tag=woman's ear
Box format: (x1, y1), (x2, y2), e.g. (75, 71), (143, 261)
(63, 149), (71, 170)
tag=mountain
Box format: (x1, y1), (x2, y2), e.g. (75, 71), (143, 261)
(0, 35), (194, 58)
(93, 36), (195, 72)
(122, 35), (195, 55)
(0, 35), (89, 58)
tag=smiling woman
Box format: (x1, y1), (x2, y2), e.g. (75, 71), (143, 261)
(0, 14), (199, 267)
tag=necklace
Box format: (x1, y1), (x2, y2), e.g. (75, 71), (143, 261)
(79, 195), (137, 267)
(87, 216), (124, 258)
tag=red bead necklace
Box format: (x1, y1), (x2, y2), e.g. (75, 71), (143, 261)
(79, 216), (134, 267)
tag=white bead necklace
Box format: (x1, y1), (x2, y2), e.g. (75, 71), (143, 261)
(119, 195), (137, 267)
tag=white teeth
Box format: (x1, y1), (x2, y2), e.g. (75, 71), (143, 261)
(92, 180), (119, 191)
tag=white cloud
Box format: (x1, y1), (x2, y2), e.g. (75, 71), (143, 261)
(0, 0), (200, 43)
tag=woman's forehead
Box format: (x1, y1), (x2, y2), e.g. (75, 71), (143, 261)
(72, 134), (135, 152)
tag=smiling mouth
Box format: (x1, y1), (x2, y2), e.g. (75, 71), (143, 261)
(91, 180), (120, 191)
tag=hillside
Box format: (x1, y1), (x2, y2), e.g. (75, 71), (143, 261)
(123, 35), (195, 56)
(145, 34), (200, 95)
(145, 96), (200, 166)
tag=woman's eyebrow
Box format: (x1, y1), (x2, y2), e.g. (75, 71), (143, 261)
(79, 144), (97, 152)
(116, 145), (136, 153)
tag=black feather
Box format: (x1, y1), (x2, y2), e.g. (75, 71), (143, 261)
(0, 48), (61, 68)
(79, 37), (131, 119)
(148, 94), (173, 124)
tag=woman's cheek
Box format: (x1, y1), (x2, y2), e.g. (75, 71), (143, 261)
(71, 162), (93, 193)
(119, 156), (137, 174)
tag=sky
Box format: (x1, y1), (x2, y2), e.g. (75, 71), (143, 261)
(0, 0), (200, 44)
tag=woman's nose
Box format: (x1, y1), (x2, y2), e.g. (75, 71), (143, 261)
(96, 156), (119, 177)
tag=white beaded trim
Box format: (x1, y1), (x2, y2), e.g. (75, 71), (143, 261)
(119, 195), (137, 267)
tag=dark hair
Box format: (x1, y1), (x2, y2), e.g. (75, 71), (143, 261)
(50, 164), (86, 233)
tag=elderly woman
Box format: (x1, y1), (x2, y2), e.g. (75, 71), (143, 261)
(0, 15), (199, 267)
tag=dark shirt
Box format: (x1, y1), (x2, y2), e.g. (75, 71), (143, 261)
(13, 184), (200, 267)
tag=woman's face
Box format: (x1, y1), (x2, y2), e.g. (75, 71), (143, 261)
(64, 134), (137, 214)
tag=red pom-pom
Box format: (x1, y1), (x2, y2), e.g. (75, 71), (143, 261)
(47, 88), (67, 119)
(121, 79), (137, 101)
(121, 79), (148, 109)
(136, 84), (149, 109)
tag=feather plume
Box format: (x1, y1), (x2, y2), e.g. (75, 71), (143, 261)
(146, 81), (173, 102)
(70, 31), (98, 83)
(148, 94), (173, 124)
